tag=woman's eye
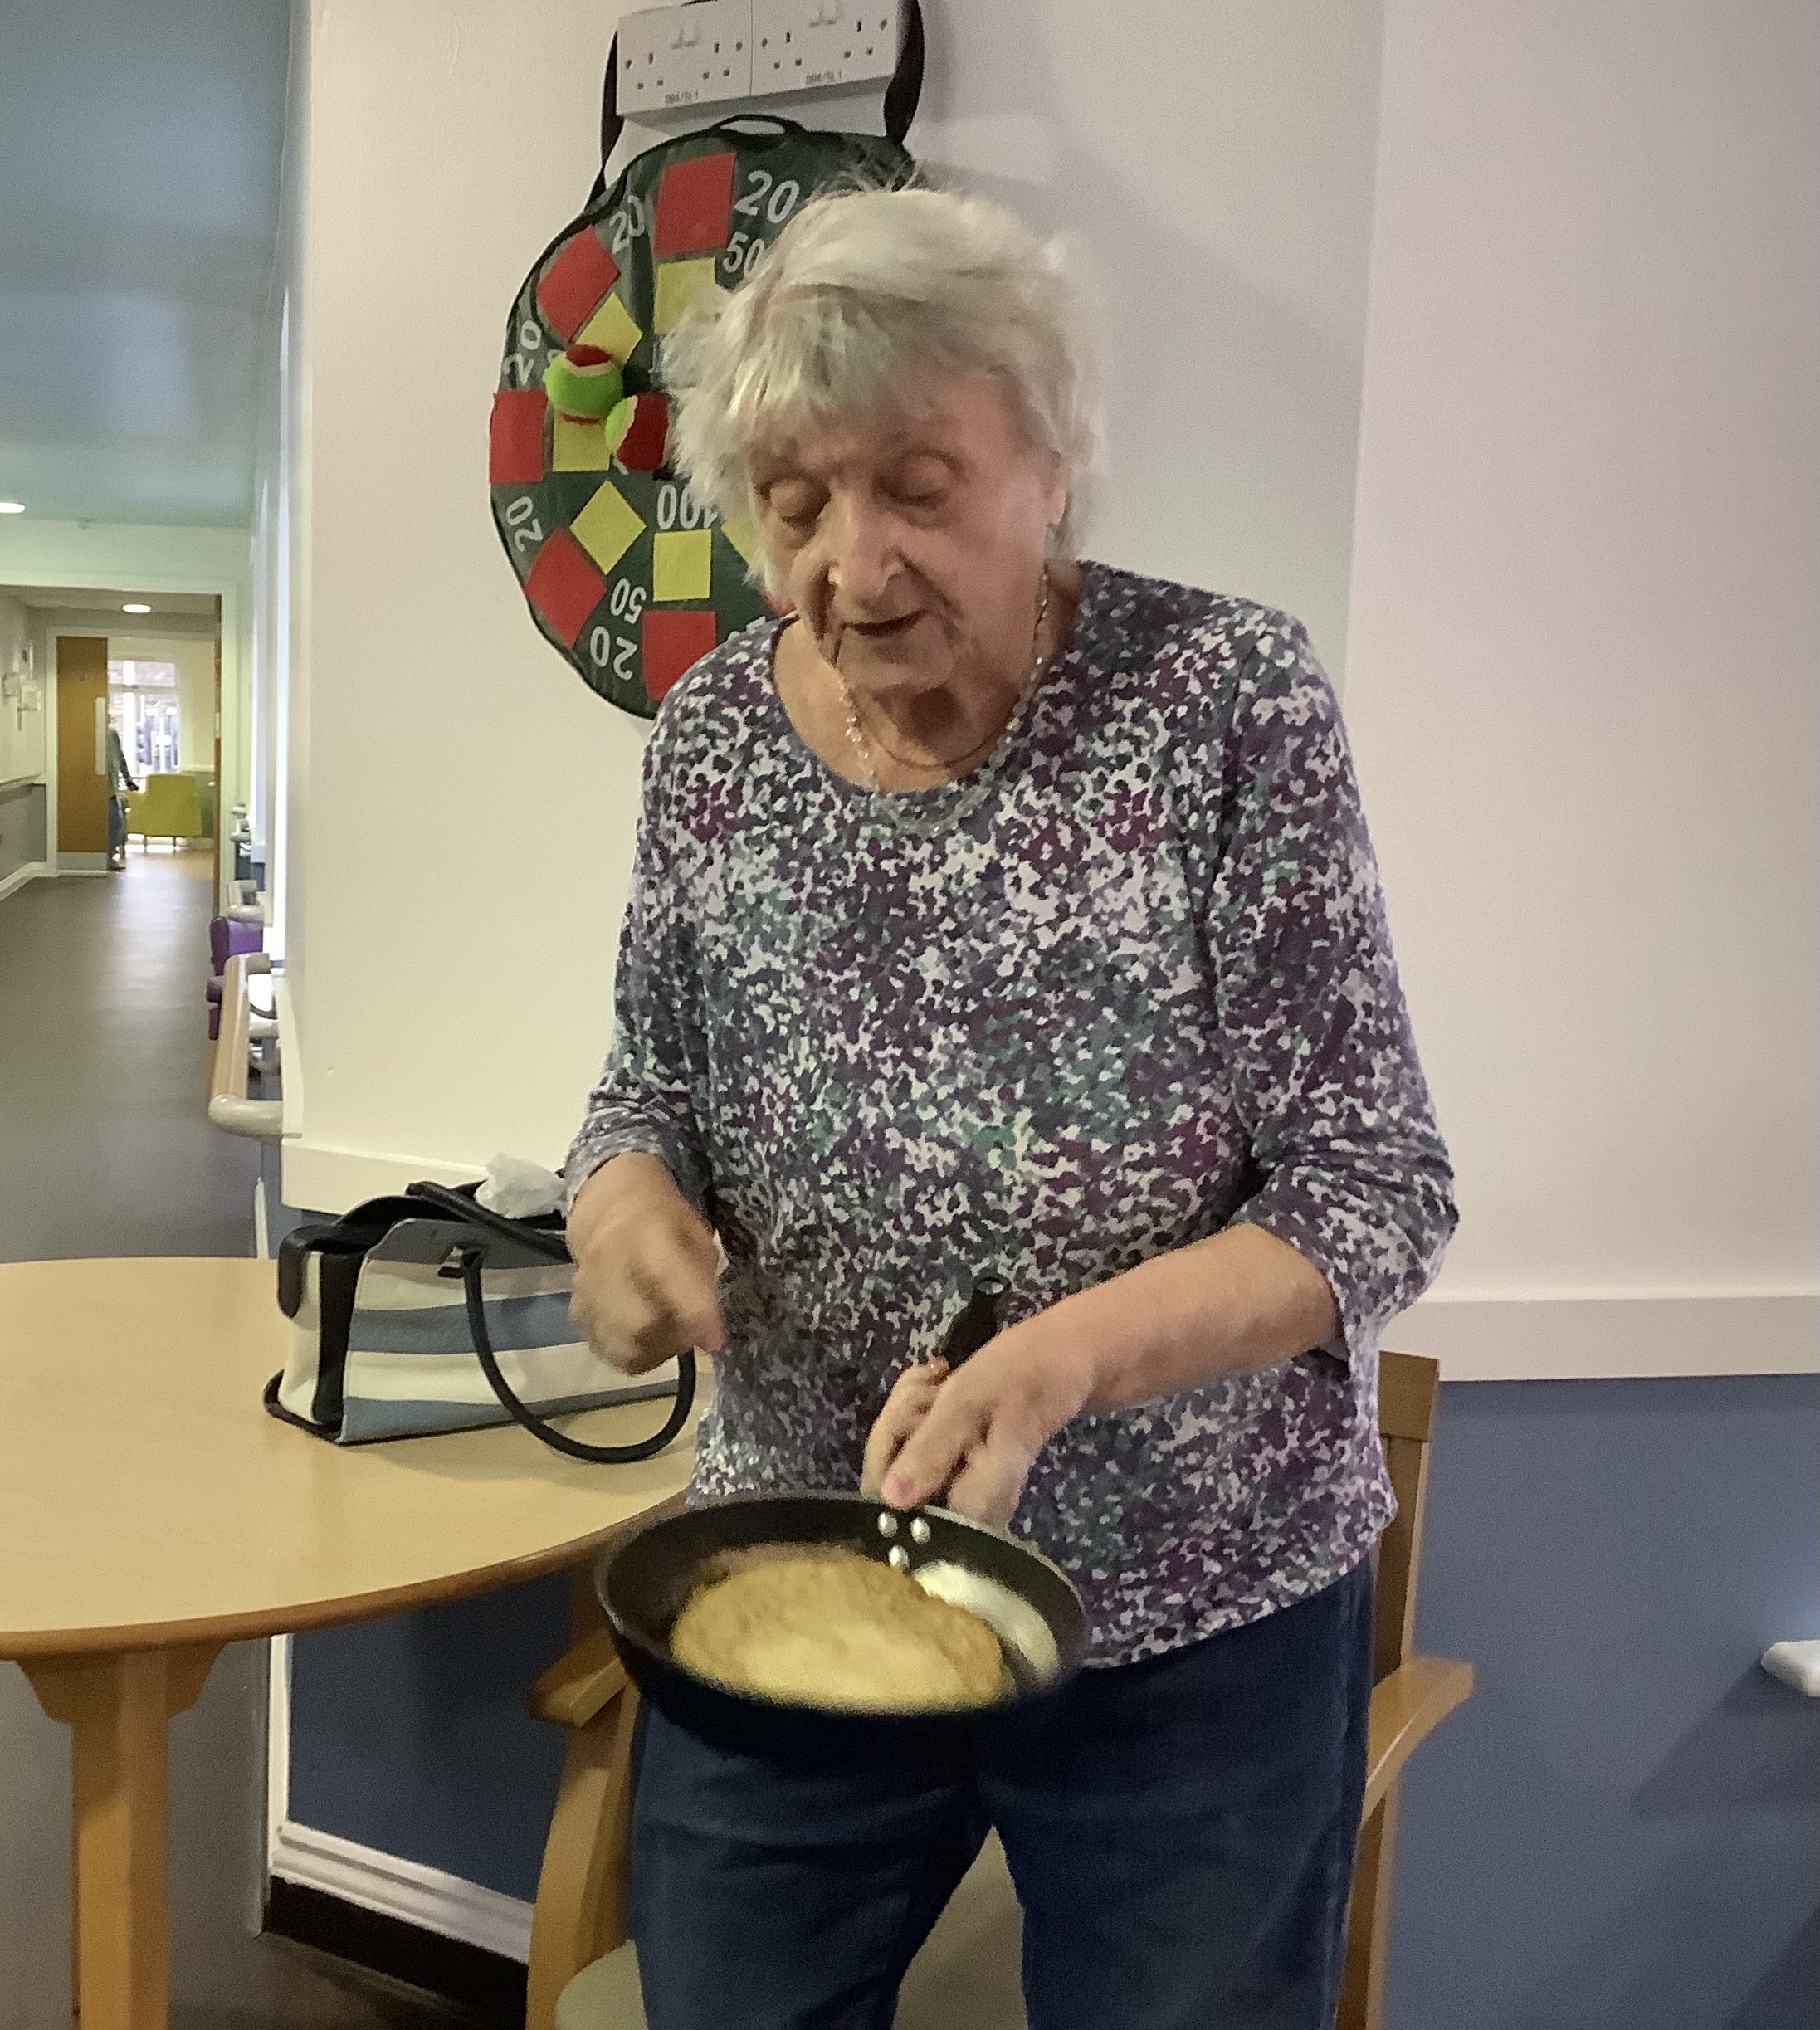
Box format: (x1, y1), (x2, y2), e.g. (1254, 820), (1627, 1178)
(889, 467), (950, 511)
(768, 492), (821, 530)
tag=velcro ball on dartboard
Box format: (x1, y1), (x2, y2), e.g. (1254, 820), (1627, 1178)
(544, 344), (624, 422)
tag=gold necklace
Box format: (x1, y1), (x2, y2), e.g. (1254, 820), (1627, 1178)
(837, 574), (1053, 793)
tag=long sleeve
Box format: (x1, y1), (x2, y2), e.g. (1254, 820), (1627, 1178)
(1193, 619), (1457, 1359)
(564, 717), (712, 1217)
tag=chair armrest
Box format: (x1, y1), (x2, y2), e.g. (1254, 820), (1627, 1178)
(530, 1630), (630, 1730)
(1364, 1656), (1473, 1818)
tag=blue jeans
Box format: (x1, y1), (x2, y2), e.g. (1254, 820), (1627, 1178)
(631, 1559), (1374, 2030)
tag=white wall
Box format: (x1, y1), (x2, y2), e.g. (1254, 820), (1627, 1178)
(279, 0), (1387, 1209)
(1343, 0), (1818, 1375)
(0, 588), (44, 786)
(251, 0), (309, 967)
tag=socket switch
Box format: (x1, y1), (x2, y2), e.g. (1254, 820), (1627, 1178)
(617, 0), (755, 116)
(750, 0), (902, 99)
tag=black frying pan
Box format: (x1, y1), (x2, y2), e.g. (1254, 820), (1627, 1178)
(598, 1275), (1086, 1761)
(598, 1490), (1088, 1763)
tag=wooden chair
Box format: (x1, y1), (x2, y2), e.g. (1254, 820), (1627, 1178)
(526, 1352), (1472, 2030)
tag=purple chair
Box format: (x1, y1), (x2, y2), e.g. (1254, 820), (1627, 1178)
(207, 917), (265, 1039)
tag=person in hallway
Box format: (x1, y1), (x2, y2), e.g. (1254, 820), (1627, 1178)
(105, 721), (138, 870)
(564, 187), (1456, 2030)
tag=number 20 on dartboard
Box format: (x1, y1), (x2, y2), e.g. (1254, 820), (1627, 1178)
(590, 622), (638, 686)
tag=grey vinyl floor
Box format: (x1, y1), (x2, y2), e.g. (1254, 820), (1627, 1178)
(0, 853), (455, 2028)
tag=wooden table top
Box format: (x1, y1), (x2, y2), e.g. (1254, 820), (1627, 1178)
(0, 1257), (699, 1659)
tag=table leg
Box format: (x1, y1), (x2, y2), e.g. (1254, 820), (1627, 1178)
(22, 1646), (222, 2030)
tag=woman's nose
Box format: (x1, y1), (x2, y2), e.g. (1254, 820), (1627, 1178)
(824, 495), (898, 606)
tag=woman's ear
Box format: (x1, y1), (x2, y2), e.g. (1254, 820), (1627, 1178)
(1044, 462), (1070, 548)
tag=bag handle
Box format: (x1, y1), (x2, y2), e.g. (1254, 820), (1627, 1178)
(458, 1248), (697, 1465)
(592, 0), (925, 200)
(405, 1181), (698, 1466)
(406, 1178), (570, 1261)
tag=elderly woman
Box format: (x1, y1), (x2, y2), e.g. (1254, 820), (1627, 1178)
(565, 187), (1455, 2030)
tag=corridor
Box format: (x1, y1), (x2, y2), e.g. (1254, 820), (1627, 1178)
(0, 856), (456, 2028)
(0, 853), (255, 1260)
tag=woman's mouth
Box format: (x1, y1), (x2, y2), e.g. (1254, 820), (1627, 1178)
(845, 613), (920, 643)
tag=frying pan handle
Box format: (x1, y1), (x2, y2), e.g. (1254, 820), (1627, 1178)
(938, 1277), (1003, 1368)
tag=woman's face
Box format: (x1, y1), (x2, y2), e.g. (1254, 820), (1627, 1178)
(750, 373), (1066, 703)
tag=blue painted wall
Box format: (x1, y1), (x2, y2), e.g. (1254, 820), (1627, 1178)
(1387, 1374), (1818, 2030)
(285, 1369), (1819, 2024)
(290, 1575), (570, 1900)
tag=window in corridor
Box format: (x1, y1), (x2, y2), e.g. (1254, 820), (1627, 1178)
(107, 659), (180, 777)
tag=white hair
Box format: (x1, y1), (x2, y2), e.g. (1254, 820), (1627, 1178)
(662, 185), (1101, 560)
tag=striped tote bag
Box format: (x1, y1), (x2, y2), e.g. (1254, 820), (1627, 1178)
(269, 1181), (695, 1463)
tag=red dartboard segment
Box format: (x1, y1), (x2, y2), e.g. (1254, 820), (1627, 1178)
(535, 232), (623, 343)
(651, 150), (737, 257)
(525, 529), (608, 648)
(614, 392), (671, 473)
(642, 609), (720, 702)
(489, 390), (549, 486)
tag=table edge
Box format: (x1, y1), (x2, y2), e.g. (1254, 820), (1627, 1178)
(0, 1505), (661, 1662)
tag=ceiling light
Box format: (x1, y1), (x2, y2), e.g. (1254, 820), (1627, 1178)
(121, 602), (152, 614)
(0, 500), (25, 515)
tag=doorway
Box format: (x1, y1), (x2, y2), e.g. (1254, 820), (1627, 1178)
(54, 634), (110, 861)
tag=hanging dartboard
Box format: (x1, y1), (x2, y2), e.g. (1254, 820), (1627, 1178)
(490, 36), (920, 718)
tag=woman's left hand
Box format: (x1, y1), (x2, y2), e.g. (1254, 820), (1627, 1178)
(877, 1318), (1096, 1527)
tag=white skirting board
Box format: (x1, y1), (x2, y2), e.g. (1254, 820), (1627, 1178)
(268, 1817), (534, 1964)
(266, 1624), (534, 1964)
(1391, 1287), (1819, 1379)
(0, 860), (46, 902)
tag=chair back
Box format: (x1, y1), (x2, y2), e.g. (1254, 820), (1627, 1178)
(127, 773), (205, 837)
(1372, 1349), (1439, 1684)
(1337, 1348), (1448, 2030)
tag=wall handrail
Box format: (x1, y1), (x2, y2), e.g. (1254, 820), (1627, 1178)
(209, 953), (284, 1139)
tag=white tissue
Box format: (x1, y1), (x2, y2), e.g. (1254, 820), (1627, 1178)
(1760, 1640), (1820, 1696)
(474, 1154), (567, 1220)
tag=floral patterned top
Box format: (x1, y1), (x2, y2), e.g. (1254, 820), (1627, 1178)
(567, 563), (1456, 1665)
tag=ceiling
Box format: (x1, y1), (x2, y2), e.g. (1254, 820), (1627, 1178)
(0, 0), (292, 529)
(10, 584), (218, 616)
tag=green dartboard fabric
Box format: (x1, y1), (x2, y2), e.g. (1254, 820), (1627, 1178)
(490, 121), (915, 718)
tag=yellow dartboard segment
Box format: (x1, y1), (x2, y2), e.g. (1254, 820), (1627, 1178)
(577, 292), (644, 366)
(653, 258), (718, 335)
(551, 414), (615, 471)
(721, 513), (762, 573)
(652, 529), (714, 603)
(571, 479), (646, 575)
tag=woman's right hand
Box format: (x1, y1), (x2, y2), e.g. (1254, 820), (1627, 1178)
(568, 1152), (725, 1374)
(861, 1357), (949, 1500)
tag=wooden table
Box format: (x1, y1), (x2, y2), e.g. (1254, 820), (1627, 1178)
(0, 1257), (697, 2030)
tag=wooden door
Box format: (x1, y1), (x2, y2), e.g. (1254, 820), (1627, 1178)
(56, 636), (110, 856)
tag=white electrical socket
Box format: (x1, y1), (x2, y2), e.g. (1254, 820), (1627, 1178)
(617, 0), (755, 117)
(750, 0), (902, 99)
